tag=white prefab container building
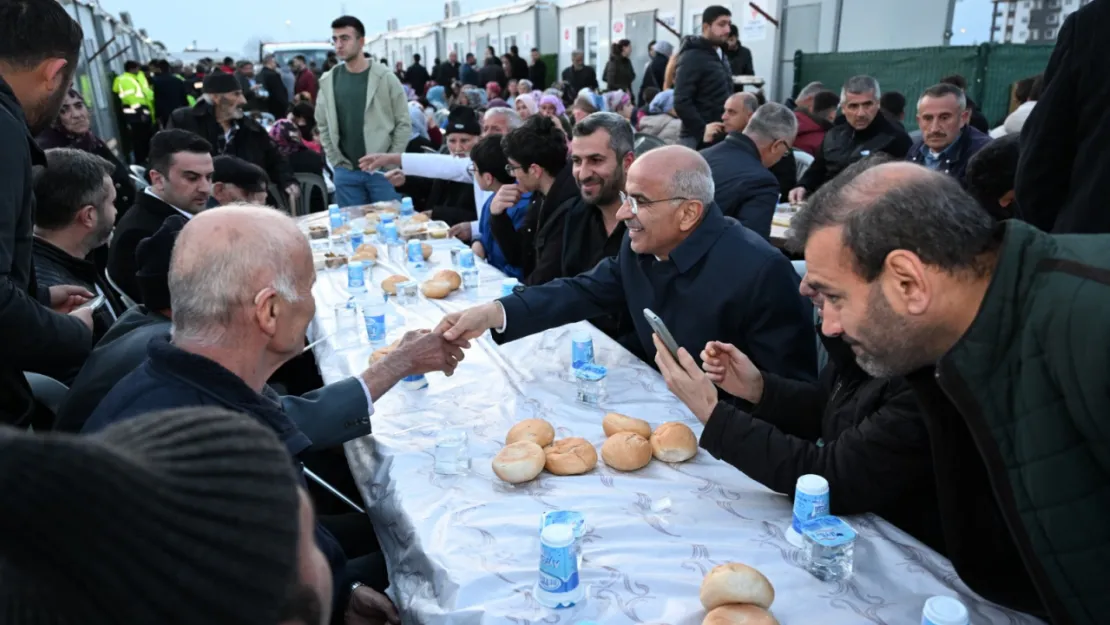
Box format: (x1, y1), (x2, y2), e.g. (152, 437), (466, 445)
(368, 21), (442, 70)
(440, 1), (558, 64)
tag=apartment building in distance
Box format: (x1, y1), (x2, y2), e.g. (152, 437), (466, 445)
(992, 0), (1093, 43)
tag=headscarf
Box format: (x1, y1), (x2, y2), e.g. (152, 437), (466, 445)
(540, 94), (565, 117)
(516, 95), (538, 117)
(427, 85), (448, 111)
(487, 98), (509, 109)
(267, 119), (306, 156)
(409, 101), (430, 142)
(604, 90), (631, 114)
(403, 83), (417, 101)
(486, 82), (502, 99)
(461, 86), (487, 109)
(654, 41), (674, 57)
(649, 89), (675, 115)
(36, 89), (105, 153)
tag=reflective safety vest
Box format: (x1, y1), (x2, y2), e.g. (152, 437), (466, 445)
(112, 72), (146, 109)
(174, 74), (197, 107)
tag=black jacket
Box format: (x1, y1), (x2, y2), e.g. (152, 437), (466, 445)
(168, 100), (294, 188)
(701, 133), (780, 238)
(559, 197), (632, 346)
(700, 334), (944, 553)
(478, 59), (507, 92)
(404, 63), (430, 96)
(1016, 0), (1110, 233)
(561, 65), (599, 94)
(427, 178), (477, 226)
(529, 59), (548, 90)
(0, 77), (92, 427)
(151, 73), (189, 126)
(107, 191), (180, 302)
(434, 61), (460, 87)
(32, 239), (124, 353)
(966, 96), (990, 134)
(35, 131), (136, 218)
(643, 52), (668, 94)
(509, 55), (529, 84)
(726, 45), (755, 77)
(498, 203), (817, 379)
(490, 162), (579, 286)
(799, 114), (913, 193)
(602, 56), (636, 93)
(258, 66), (290, 119)
(907, 125), (992, 185)
(674, 36), (733, 143)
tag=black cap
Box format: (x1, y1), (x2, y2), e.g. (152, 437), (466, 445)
(0, 407), (301, 625)
(445, 106), (481, 137)
(135, 214), (187, 311)
(212, 155), (270, 194)
(202, 72), (242, 94)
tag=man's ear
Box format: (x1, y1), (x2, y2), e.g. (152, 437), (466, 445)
(40, 58), (69, 91)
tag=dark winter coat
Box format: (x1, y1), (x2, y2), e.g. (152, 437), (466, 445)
(798, 113), (912, 193)
(673, 36), (733, 143)
(561, 65), (599, 94)
(701, 132), (780, 238)
(602, 55), (636, 94)
(478, 59), (507, 92)
(490, 162), (579, 286)
(906, 125), (992, 185)
(168, 100), (294, 189)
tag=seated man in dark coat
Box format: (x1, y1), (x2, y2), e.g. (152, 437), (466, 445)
(905, 83), (991, 185)
(425, 107), (480, 225)
(83, 205), (469, 622)
(32, 149), (127, 355)
(437, 146), (817, 382)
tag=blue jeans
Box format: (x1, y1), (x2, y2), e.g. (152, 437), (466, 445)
(333, 166), (401, 207)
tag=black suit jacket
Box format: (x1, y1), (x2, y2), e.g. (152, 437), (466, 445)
(107, 191), (180, 302)
(259, 66), (290, 118)
(701, 133), (780, 238)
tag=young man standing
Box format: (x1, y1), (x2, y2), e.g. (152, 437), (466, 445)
(317, 15), (410, 207)
(674, 6), (734, 149)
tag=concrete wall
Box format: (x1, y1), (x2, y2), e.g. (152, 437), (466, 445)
(537, 5), (561, 54)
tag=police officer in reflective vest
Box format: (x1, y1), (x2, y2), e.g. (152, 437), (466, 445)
(112, 60), (154, 164)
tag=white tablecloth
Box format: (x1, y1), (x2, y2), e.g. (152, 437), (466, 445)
(302, 215), (1043, 625)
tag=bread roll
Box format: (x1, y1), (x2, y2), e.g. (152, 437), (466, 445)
(492, 441), (545, 484)
(702, 605), (779, 625)
(381, 274), (409, 295)
(354, 244), (379, 259)
(410, 212), (431, 223)
(433, 269), (462, 291)
(505, 419), (555, 448)
(650, 422), (698, 463)
(700, 563), (775, 611)
(421, 280), (452, 299)
(422, 242), (433, 260)
(351, 252), (377, 263)
(369, 345), (395, 364)
(602, 412), (652, 439)
(600, 432), (652, 471)
(544, 437), (598, 475)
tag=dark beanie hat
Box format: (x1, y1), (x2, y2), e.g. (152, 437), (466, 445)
(202, 71), (242, 94)
(445, 105), (481, 137)
(135, 214), (187, 310)
(0, 407), (301, 625)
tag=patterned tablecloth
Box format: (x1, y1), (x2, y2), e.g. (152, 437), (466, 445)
(302, 214), (1043, 625)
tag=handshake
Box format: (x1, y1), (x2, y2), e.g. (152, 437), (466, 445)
(370, 302), (507, 381)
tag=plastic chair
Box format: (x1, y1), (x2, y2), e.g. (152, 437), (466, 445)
(633, 133), (665, 157)
(793, 150), (814, 181)
(129, 164), (147, 181)
(268, 182), (290, 213)
(104, 269), (138, 309)
(24, 373), (69, 429)
(294, 172), (327, 217)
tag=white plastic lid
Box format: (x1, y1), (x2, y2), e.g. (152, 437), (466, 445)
(796, 474), (829, 495)
(541, 523), (575, 547)
(922, 596), (969, 625)
(328, 204), (339, 211)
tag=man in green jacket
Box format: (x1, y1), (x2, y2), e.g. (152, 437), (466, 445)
(789, 159), (1107, 625)
(317, 14), (409, 207)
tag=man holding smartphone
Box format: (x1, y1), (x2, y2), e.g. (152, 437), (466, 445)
(436, 145), (817, 383)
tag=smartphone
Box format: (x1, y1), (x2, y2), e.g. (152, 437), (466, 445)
(77, 293), (106, 312)
(643, 308), (681, 360)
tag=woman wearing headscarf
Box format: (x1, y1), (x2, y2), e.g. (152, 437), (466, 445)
(37, 89), (136, 217)
(460, 86), (487, 110)
(539, 93), (572, 136)
(604, 89), (636, 123)
(268, 119), (327, 213)
(514, 93), (538, 121)
(426, 85), (449, 112)
(289, 102), (322, 153)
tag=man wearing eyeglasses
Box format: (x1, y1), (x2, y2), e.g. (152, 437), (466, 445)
(436, 145), (818, 382)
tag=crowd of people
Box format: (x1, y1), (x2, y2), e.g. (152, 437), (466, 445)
(2, 0), (1109, 622)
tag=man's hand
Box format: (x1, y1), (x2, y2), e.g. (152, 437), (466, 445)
(701, 341), (764, 404)
(434, 303), (504, 342)
(787, 187), (807, 204)
(358, 153), (402, 172)
(703, 122), (725, 144)
(390, 329), (468, 377)
(346, 585), (400, 625)
(653, 335), (717, 424)
(285, 183), (301, 202)
(49, 285), (93, 313)
(384, 170), (406, 188)
(471, 240), (486, 259)
(448, 221), (472, 242)
(69, 306), (94, 331)
(489, 184), (521, 216)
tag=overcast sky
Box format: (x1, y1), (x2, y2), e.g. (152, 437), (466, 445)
(96, 0), (508, 55)
(96, 0), (997, 56)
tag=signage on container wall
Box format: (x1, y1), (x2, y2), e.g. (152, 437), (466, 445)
(742, 7), (768, 42)
(657, 12), (677, 31)
(611, 20), (624, 37)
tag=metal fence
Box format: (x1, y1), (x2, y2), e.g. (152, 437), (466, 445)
(793, 43), (1054, 127)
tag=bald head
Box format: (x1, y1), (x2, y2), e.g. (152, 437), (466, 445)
(170, 204), (312, 344)
(632, 145), (715, 206)
(722, 92), (758, 133)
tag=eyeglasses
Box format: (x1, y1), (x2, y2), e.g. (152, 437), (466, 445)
(466, 163), (477, 176)
(505, 163), (523, 175)
(619, 191), (688, 215)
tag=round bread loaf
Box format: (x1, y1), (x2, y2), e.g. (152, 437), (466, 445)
(421, 280), (452, 299)
(505, 419), (555, 447)
(351, 251), (376, 263)
(354, 243), (378, 259)
(700, 563), (775, 611)
(492, 441), (545, 484)
(410, 212), (431, 223)
(544, 437), (598, 475)
(600, 432), (652, 471)
(433, 269), (462, 291)
(369, 344), (396, 364)
(602, 412), (652, 439)
(702, 605), (779, 625)
(650, 422), (698, 463)
(381, 274), (409, 295)
(422, 242), (433, 260)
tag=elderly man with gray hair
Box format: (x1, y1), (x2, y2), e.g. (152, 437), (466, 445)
(789, 74), (912, 202)
(703, 102), (797, 237)
(85, 204), (468, 623)
(435, 145), (817, 383)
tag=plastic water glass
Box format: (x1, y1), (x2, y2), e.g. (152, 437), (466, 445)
(574, 364), (607, 405)
(800, 515), (856, 582)
(333, 302), (359, 348)
(433, 429), (469, 475)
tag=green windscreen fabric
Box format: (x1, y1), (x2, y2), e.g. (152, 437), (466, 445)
(793, 43), (1052, 129)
